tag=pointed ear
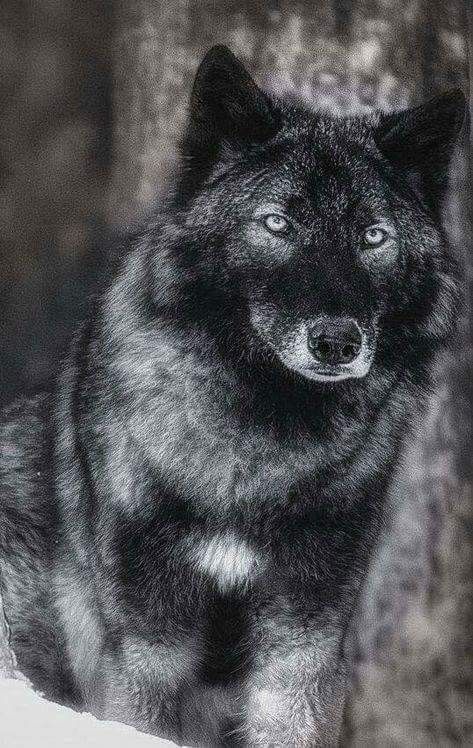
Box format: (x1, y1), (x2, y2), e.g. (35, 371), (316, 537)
(374, 90), (466, 207)
(183, 46), (280, 160)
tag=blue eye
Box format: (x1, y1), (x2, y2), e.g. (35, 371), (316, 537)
(263, 214), (290, 234)
(363, 227), (388, 247)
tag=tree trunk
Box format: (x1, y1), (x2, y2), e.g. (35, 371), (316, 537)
(0, 0), (112, 408)
(108, 2), (471, 744)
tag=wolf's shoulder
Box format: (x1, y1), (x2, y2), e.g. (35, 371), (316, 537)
(0, 393), (50, 478)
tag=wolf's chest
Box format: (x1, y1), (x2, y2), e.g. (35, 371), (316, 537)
(124, 360), (336, 515)
(178, 529), (264, 592)
(161, 418), (318, 510)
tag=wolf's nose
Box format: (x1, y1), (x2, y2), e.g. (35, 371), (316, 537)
(307, 318), (362, 366)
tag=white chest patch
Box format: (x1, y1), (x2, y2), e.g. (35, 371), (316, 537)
(190, 531), (262, 591)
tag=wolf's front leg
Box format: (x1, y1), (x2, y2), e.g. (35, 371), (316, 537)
(90, 636), (199, 743)
(241, 625), (347, 747)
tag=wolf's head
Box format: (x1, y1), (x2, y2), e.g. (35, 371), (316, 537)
(166, 46), (465, 385)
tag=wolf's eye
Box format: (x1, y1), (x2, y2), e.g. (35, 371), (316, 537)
(263, 214), (290, 235)
(363, 227), (388, 248)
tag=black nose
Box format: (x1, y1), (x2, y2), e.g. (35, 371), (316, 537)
(307, 318), (362, 366)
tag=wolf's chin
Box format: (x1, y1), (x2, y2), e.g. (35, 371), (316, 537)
(297, 366), (370, 382)
(276, 351), (375, 383)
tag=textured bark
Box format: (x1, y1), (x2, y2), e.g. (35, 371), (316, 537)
(109, 2), (471, 745)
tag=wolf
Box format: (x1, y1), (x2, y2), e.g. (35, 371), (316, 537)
(0, 46), (466, 746)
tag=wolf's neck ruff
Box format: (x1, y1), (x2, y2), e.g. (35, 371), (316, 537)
(97, 246), (408, 520)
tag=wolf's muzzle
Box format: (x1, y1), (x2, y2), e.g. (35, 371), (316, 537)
(307, 318), (362, 366)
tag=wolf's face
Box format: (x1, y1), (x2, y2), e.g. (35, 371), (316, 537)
(173, 47), (464, 384)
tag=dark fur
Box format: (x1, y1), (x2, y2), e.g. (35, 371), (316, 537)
(0, 47), (465, 746)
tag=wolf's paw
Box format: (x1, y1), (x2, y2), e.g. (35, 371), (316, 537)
(242, 688), (320, 747)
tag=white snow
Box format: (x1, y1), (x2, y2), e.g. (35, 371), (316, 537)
(0, 679), (186, 748)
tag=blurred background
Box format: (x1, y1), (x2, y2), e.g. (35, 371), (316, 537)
(0, 1), (471, 745)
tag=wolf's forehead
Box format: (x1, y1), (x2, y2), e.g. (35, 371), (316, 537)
(281, 115), (372, 158)
(288, 141), (373, 182)
(260, 153), (386, 219)
(264, 130), (377, 186)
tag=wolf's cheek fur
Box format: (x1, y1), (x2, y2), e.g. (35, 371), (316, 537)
(239, 222), (295, 265)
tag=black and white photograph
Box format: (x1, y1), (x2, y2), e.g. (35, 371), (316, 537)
(0, 2), (471, 746)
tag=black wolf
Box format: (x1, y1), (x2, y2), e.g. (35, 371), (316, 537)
(0, 46), (465, 746)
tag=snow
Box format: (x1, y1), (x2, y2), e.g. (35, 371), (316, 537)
(0, 679), (185, 748)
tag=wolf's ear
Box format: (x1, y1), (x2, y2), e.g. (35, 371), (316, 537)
(183, 45), (280, 159)
(374, 90), (466, 207)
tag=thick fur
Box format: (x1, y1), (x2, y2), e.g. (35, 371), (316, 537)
(0, 47), (465, 746)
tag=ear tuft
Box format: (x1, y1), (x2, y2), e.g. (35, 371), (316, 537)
(374, 89), (467, 207)
(183, 45), (280, 159)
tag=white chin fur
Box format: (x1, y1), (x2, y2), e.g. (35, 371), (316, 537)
(281, 350), (374, 382)
(300, 368), (367, 382)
